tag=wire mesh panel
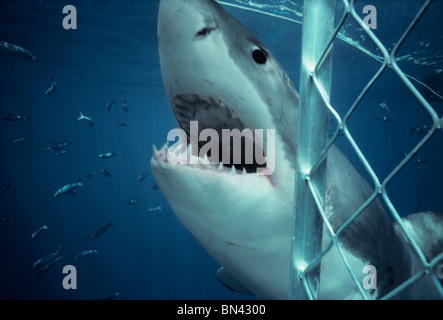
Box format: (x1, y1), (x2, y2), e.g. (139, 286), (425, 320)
(293, 0), (443, 299)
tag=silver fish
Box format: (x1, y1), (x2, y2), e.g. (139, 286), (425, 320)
(45, 76), (56, 95)
(74, 246), (98, 259)
(90, 221), (112, 240)
(30, 224), (49, 240)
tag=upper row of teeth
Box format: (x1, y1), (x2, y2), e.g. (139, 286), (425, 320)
(152, 143), (247, 175)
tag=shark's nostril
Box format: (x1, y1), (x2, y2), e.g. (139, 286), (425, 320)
(195, 26), (217, 37)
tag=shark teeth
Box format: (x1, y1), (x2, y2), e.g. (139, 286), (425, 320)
(202, 154), (211, 165)
(152, 142), (276, 185)
(152, 144), (161, 159)
(152, 143), (246, 176)
(152, 143), (169, 162)
(160, 141), (169, 152)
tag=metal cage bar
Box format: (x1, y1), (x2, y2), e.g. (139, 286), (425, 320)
(291, 0), (442, 300)
(290, 0), (335, 300)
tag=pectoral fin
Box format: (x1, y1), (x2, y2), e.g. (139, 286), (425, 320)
(216, 267), (252, 295)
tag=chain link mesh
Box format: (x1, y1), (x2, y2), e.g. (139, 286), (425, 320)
(302, 0), (443, 299)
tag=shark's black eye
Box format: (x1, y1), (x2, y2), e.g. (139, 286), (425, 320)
(252, 48), (267, 64)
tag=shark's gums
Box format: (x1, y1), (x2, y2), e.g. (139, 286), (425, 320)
(151, 0), (443, 299)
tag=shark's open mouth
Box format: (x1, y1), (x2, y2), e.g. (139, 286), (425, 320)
(172, 94), (245, 137)
(165, 93), (268, 174)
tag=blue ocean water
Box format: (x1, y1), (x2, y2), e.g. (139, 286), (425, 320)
(0, 0), (442, 300)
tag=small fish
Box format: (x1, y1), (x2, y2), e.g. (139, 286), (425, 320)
(98, 152), (116, 159)
(90, 220), (112, 240)
(137, 173), (149, 182)
(74, 246), (98, 260)
(118, 122), (128, 126)
(122, 98), (128, 112)
(0, 183), (11, 195)
(55, 150), (69, 156)
(148, 204), (162, 213)
(54, 180), (83, 197)
(126, 199), (142, 205)
(52, 140), (73, 147)
(415, 157), (427, 164)
(152, 183), (159, 190)
(86, 171), (97, 178)
(77, 111), (94, 128)
(2, 113), (31, 122)
(12, 137), (30, 144)
(102, 169), (112, 177)
(30, 224), (49, 240)
(104, 292), (121, 300)
(0, 41), (36, 60)
(0, 217), (10, 222)
(380, 102), (390, 111)
(45, 76), (56, 95)
(106, 100), (116, 111)
(41, 140), (73, 153)
(410, 125), (431, 135)
(32, 244), (62, 269)
(374, 115), (392, 122)
(37, 256), (62, 277)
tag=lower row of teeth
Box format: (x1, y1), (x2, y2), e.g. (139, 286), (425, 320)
(152, 143), (247, 175)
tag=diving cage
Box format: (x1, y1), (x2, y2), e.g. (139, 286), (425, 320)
(219, 0), (443, 300)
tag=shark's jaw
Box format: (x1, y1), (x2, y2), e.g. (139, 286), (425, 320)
(151, 141), (294, 299)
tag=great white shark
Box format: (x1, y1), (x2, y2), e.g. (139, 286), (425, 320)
(151, 0), (443, 299)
